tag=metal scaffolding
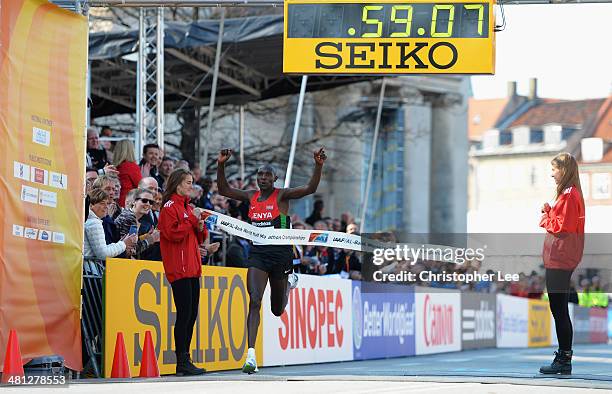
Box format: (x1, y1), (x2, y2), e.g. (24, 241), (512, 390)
(136, 7), (165, 158)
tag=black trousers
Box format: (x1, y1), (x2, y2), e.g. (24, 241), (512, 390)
(170, 277), (200, 355)
(546, 268), (573, 352)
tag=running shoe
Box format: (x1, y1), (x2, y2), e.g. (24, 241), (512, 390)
(242, 355), (258, 374)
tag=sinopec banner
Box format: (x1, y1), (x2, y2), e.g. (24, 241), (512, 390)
(103, 259), (262, 376)
(262, 274), (353, 366)
(461, 293), (496, 350)
(415, 288), (461, 355)
(589, 307), (608, 344)
(352, 281), (415, 360)
(573, 305), (591, 344)
(0, 0), (87, 370)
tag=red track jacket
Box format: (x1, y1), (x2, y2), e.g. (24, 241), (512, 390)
(158, 194), (206, 283)
(539, 186), (585, 271)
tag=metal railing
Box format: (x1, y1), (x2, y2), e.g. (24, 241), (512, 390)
(81, 259), (105, 378)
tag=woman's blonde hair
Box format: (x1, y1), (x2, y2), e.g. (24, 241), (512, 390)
(551, 152), (583, 201)
(112, 139), (137, 166)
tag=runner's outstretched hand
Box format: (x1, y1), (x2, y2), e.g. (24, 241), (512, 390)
(314, 147), (326, 165)
(218, 149), (233, 164)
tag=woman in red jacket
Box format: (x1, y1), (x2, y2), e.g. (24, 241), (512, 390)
(112, 139), (142, 207)
(539, 152), (585, 375)
(158, 168), (206, 376)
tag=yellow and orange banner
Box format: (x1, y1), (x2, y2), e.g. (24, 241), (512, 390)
(0, 0), (87, 370)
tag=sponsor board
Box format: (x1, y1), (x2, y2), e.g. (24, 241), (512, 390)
(39, 189), (57, 208)
(21, 185), (39, 204)
(573, 305), (591, 344)
(461, 293), (496, 350)
(49, 172), (67, 189)
(415, 288), (461, 355)
(589, 307), (608, 344)
(528, 299), (551, 347)
(104, 260), (262, 377)
(262, 274), (353, 366)
(32, 126), (51, 146)
(352, 281), (415, 360)
(52, 232), (65, 244)
(24, 227), (39, 240)
(12, 225), (24, 238)
(496, 294), (528, 348)
(31, 166), (49, 186)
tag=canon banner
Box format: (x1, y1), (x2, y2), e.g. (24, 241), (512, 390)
(461, 293), (496, 350)
(415, 288), (461, 355)
(262, 274), (353, 366)
(0, 0), (87, 370)
(352, 281), (415, 360)
(104, 260), (262, 376)
(496, 294), (528, 348)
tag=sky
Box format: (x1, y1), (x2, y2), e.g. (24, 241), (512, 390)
(470, 4), (612, 101)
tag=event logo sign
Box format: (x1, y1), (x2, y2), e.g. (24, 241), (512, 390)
(461, 293), (496, 350)
(352, 281), (415, 360)
(104, 260), (261, 377)
(262, 275), (353, 365)
(589, 307), (608, 344)
(415, 289), (461, 355)
(496, 294), (528, 348)
(528, 299), (551, 347)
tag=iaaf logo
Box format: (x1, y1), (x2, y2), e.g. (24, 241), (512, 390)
(423, 295), (454, 347)
(201, 211), (218, 226)
(309, 232), (328, 243)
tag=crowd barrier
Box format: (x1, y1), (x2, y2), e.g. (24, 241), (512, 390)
(102, 259), (612, 377)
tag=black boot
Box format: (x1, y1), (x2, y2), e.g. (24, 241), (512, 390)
(176, 352), (206, 376)
(539, 349), (572, 375)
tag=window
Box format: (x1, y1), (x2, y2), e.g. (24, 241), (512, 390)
(499, 131), (512, 146)
(562, 129), (575, 141)
(530, 129), (544, 144)
(592, 173), (610, 200)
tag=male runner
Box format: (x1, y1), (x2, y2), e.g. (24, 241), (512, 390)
(216, 147), (326, 374)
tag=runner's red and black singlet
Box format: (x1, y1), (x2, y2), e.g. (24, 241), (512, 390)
(247, 188), (294, 278)
(248, 188), (290, 232)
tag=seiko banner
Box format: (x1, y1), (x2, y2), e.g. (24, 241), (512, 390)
(573, 305), (591, 344)
(496, 294), (528, 348)
(104, 259), (261, 376)
(589, 307), (608, 344)
(262, 275), (353, 366)
(415, 288), (461, 355)
(461, 293), (496, 350)
(352, 281), (415, 360)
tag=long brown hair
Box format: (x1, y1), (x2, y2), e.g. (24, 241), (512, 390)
(162, 168), (193, 206)
(552, 152), (583, 202)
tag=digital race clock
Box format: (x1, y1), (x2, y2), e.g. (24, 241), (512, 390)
(283, 0), (496, 74)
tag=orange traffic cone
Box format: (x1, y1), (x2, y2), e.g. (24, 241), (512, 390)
(2, 329), (25, 384)
(138, 331), (159, 378)
(110, 332), (131, 378)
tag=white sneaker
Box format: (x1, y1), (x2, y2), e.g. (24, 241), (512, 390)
(242, 354), (258, 374)
(288, 273), (299, 289)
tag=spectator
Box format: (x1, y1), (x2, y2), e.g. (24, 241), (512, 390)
(191, 164), (202, 182)
(86, 168), (98, 193)
(226, 234), (250, 269)
(100, 125), (115, 162)
(138, 177), (159, 194)
(196, 176), (214, 211)
(156, 156), (175, 190)
(305, 200), (324, 226)
(91, 175), (121, 244)
(140, 143), (161, 178)
(113, 139), (142, 207)
(152, 190), (163, 221)
(340, 212), (355, 232)
(176, 160), (190, 171)
(84, 188), (136, 262)
(346, 222), (359, 235)
(86, 128), (110, 171)
(115, 188), (161, 260)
